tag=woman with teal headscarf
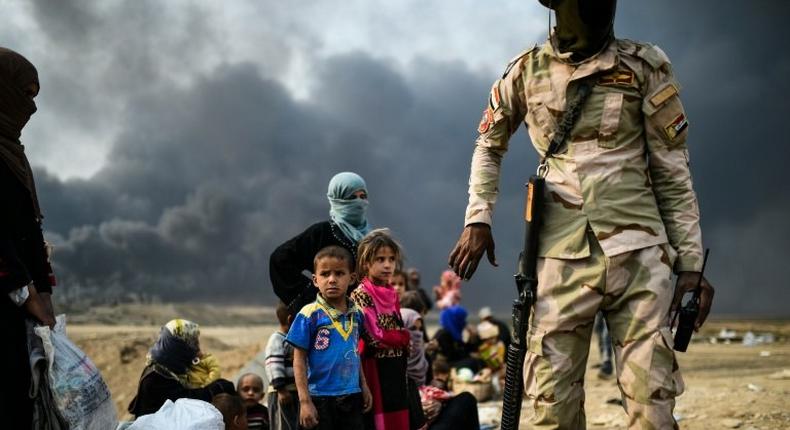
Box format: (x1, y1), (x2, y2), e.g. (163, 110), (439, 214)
(270, 172), (371, 315)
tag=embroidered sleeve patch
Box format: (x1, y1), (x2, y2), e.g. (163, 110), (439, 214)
(649, 83), (678, 108)
(598, 70), (634, 86)
(665, 113), (688, 140)
(477, 108), (494, 134)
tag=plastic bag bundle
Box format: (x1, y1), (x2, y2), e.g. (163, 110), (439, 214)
(34, 315), (118, 430)
(127, 399), (224, 430)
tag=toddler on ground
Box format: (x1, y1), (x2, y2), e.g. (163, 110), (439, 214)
(237, 373), (269, 430)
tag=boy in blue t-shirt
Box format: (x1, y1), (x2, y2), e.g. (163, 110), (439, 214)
(286, 245), (372, 430)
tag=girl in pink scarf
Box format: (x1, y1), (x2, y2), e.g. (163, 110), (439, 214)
(351, 229), (423, 430)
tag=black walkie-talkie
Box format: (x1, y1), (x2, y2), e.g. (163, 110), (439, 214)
(673, 248), (710, 352)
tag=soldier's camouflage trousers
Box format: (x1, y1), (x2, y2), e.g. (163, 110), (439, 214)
(524, 232), (684, 429)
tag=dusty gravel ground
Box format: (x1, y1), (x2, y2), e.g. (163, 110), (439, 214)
(65, 308), (789, 428)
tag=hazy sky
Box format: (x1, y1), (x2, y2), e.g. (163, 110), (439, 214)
(3, 1), (789, 315)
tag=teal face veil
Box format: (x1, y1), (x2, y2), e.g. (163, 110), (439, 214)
(327, 171), (371, 243)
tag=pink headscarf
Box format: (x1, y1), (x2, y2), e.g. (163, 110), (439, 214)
(359, 278), (410, 348)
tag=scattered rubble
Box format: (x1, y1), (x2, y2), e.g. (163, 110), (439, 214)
(590, 412), (625, 427)
(708, 328), (777, 346)
(743, 331), (776, 346)
(768, 369), (790, 380)
(477, 405), (500, 428)
(721, 418), (743, 428)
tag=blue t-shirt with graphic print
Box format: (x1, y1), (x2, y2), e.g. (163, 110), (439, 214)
(286, 295), (364, 396)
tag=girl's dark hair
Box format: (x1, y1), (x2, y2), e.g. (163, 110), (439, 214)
(400, 291), (426, 314)
(391, 269), (407, 283)
(356, 228), (403, 278)
(432, 356), (450, 375)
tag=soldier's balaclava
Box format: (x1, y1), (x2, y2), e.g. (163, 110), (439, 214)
(541, 0), (618, 62)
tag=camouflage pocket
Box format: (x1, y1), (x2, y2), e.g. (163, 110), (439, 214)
(527, 325), (546, 356)
(527, 103), (557, 152)
(634, 328), (684, 404)
(523, 326), (551, 399)
(597, 92), (624, 149)
(650, 328), (685, 399)
(617, 328), (684, 404)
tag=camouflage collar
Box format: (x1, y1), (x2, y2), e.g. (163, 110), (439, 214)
(541, 35), (618, 81)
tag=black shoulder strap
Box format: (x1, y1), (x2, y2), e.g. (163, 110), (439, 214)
(542, 79), (595, 161)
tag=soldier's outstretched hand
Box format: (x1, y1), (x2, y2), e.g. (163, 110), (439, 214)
(448, 223), (498, 281)
(672, 272), (715, 330)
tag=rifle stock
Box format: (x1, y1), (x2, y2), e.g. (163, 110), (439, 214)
(500, 175), (544, 430)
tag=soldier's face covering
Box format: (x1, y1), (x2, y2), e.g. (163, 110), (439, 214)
(0, 47), (39, 142)
(551, 0), (617, 61)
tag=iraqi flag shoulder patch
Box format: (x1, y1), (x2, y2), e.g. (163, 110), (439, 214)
(665, 113), (688, 140)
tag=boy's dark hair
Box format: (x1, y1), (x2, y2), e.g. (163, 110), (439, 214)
(432, 356), (450, 375)
(236, 372), (263, 390)
(356, 228), (403, 278)
(212, 393), (245, 425)
(275, 301), (290, 326)
(400, 291), (426, 314)
(313, 245), (354, 272)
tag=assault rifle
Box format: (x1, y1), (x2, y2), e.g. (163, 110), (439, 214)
(499, 78), (594, 429)
(500, 175), (544, 430)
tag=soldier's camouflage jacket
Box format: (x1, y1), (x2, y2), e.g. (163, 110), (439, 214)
(464, 38), (704, 272)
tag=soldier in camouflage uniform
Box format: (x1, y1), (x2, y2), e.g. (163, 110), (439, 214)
(449, 1), (715, 428)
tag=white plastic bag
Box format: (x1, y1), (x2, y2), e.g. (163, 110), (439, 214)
(34, 315), (118, 430)
(127, 399), (224, 430)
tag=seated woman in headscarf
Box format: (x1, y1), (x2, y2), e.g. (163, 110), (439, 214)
(434, 270), (462, 310)
(430, 305), (481, 373)
(269, 171), (371, 315)
(128, 319), (236, 418)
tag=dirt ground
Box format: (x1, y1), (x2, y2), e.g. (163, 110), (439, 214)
(65, 308), (789, 428)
